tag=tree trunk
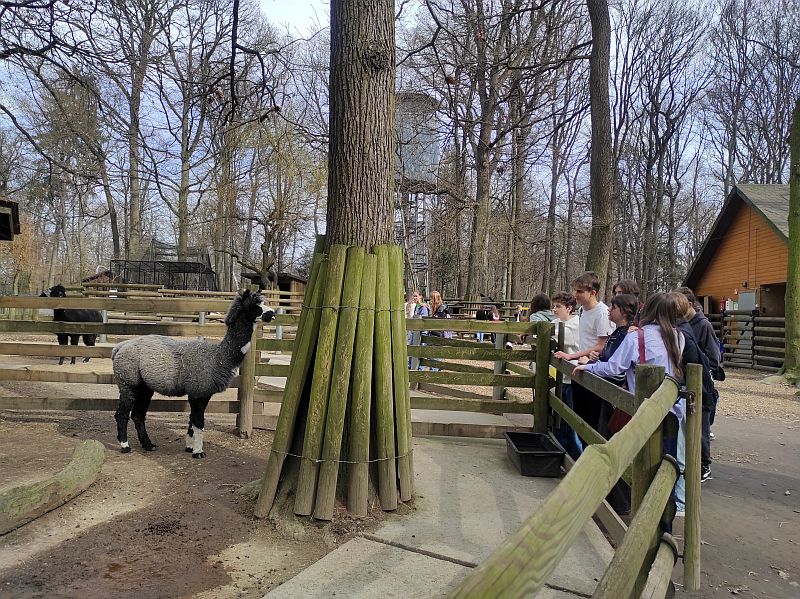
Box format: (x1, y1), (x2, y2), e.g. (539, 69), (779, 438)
(325, 0), (395, 249)
(584, 0), (613, 290)
(784, 96), (800, 382)
(257, 0), (408, 522)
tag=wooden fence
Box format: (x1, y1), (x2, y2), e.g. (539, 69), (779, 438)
(0, 296), (699, 596)
(447, 322), (703, 598)
(712, 310), (785, 372)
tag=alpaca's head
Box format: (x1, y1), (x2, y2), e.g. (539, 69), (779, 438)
(49, 284), (67, 298)
(225, 289), (275, 328)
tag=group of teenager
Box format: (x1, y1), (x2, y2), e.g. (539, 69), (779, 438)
(528, 272), (722, 517)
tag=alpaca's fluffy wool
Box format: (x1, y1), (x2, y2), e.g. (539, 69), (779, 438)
(113, 336), (240, 397)
(112, 290), (274, 457)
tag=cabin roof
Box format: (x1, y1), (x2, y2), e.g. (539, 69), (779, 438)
(683, 184), (789, 290)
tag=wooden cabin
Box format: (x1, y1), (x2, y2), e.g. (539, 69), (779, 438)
(241, 270), (307, 295)
(683, 184), (789, 316)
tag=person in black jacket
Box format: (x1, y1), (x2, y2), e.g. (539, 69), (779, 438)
(671, 292), (715, 482)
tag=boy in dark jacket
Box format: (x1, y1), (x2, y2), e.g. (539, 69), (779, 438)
(671, 292), (715, 482)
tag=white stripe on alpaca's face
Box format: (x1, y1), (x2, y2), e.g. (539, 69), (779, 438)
(120, 441), (130, 450)
(241, 341), (251, 355)
(193, 428), (204, 454)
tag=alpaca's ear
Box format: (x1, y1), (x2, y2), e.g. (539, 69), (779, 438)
(241, 289), (251, 301)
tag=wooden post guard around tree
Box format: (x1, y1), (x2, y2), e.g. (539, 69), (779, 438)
(254, 243), (412, 520)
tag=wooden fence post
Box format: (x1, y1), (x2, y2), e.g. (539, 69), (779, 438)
(533, 321), (553, 433)
(683, 363), (703, 591)
(408, 329), (421, 390)
(275, 307), (284, 340)
(631, 364), (666, 596)
(493, 333), (507, 400)
(236, 323), (260, 438)
(99, 310), (108, 343)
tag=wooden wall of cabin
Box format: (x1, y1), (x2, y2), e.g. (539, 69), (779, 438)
(694, 202), (787, 312)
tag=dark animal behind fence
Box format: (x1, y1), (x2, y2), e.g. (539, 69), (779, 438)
(49, 284), (103, 365)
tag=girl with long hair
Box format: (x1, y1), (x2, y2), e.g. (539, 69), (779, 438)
(574, 292), (687, 513)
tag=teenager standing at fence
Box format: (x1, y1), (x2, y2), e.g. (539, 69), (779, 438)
(671, 292), (716, 483)
(573, 293), (687, 513)
(675, 286), (723, 441)
(554, 272), (614, 431)
(550, 292), (583, 460)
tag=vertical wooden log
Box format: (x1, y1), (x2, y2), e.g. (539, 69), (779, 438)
(313, 247), (366, 521)
(493, 333), (507, 400)
(533, 321), (553, 433)
(639, 535), (679, 599)
(683, 363), (703, 591)
(631, 364), (665, 597)
(236, 323), (260, 438)
(294, 245), (349, 516)
(591, 457), (679, 599)
(373, 245), (397, 511)
(555, 322), (565, 402)
(408, 329), (422, 390)
(254, 253), (326, 518)
(347, 254), (377, 516)
(388, 244), (413, 502)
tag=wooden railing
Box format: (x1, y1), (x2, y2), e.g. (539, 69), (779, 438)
(445, 321), (703, 598)
(718, 309), (785, 372)
(0, 296), (538, 432)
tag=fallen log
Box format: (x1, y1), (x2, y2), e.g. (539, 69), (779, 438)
(0, 439), (105, 535)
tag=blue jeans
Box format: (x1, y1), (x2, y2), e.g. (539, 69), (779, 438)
(554, 384), (584, 461)
(663, 413), (686, 513)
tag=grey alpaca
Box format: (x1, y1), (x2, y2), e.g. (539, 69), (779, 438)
(112, 290), (275, 458)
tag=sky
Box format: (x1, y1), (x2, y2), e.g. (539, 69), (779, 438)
(258, 0), (329, 35)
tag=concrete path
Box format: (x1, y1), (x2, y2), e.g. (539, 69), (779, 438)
(264, 436), (613, 598)
(673, 415), (800, 598)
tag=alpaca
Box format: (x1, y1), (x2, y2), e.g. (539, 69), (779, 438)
(111, 289), (275, 458)
(49, 284), (103, 365)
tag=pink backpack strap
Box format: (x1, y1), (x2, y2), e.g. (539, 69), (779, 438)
(637, 327), (646, 363)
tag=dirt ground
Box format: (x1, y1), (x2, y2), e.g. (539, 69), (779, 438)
(672, 368), (800, 599)
(0, 351), (379, 599)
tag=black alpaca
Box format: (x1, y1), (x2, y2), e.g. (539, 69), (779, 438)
(111, 290), (275, 458)
(49, 284), (103, 365)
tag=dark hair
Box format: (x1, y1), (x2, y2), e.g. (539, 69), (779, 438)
(572, 271), (601, 293)
(529, 293), (551, 313)
(613, 279), (640, 296)
(551, 291), (577, 312)
(638, 292), (683, 379)
(674, 286), (698, 305)
(610, 293), (638, 323)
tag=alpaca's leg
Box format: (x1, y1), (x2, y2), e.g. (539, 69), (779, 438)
(115, 385), (135, 453)
(82, 334), (96, 363)
(188, 397), (211, 458)
(69, 335), (79, 365)
(131, 387), (157, 451)
(185, 419), (194, 453)
(57, 333), (68, 366)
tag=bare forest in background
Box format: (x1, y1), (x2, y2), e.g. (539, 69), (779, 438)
(0, 0), (797, 300)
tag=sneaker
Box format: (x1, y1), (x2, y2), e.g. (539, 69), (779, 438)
(505, 341), (514, 350)
(709, 431), (715, 439)
(701, 465), (712, 482)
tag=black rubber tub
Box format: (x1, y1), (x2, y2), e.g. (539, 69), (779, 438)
(504, 431), (566, 477)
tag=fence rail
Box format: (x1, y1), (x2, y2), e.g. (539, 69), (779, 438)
(714, 310), (785, 372)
